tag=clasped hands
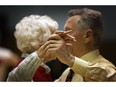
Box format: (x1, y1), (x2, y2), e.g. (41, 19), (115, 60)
(36, 30), (76, 67)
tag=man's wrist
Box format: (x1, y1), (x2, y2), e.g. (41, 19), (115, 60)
(67, 55), (75, 67)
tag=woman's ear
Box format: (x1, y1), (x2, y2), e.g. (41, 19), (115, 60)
(83, 29), (93, 44)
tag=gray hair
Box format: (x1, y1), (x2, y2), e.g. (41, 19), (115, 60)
(14, 15), (58, 53)
(68, 8), (103, 46)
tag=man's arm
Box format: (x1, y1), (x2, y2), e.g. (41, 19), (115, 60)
(34, 33), (116, 81)
(7, 52), (43, 81)
(71, 57), (116, 81)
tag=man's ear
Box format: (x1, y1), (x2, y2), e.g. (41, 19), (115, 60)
(83, 29), (93, 44)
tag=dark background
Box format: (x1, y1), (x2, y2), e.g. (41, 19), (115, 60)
(0, 6), (116, 80)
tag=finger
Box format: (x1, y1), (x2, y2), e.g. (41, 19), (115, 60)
(55, 30), (72, 35)
(44, 44), (59, 55)
(66, 34), (76, 42)
(47, 34), (62, 41)
(63, 30), (72, 34)
(55, 30), (76, 42)
(55, 30), (72, 37)
(39, 44), (58, 59)
(54, 30), (63, 34)
(46, 48), (57, 57)
(38, 40), (60, 58)
(40, 40), (59, 51)
(58, 34), (76, 42)
(66, 43), (73, 46)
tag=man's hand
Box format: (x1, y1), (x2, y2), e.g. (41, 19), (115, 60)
(55, 30), (76, 46)
(37, 30), (75, 67)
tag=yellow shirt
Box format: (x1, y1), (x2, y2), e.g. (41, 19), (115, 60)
(56, 50), (116, 82)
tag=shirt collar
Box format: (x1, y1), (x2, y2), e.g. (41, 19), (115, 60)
(80, 49), (100, 62)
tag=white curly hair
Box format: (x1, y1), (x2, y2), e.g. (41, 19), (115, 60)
(14, 15), (58, 53)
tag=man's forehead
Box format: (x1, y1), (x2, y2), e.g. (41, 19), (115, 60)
(67, 15), (80, 22)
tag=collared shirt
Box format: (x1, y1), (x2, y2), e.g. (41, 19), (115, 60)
(56, 50), (116, 82)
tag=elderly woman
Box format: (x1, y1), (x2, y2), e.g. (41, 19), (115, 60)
(7, 15), (58, 81)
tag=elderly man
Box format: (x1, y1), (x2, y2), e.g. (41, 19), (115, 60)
(7, 8), (116, 82)
(38, 8), (116, 81)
